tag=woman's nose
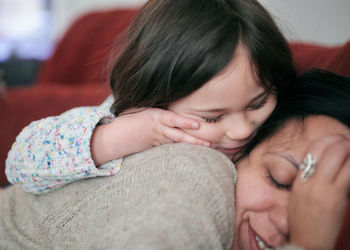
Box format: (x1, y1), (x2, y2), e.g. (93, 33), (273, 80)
(269, 205), (290, 238)
(225, 115), (254, 141)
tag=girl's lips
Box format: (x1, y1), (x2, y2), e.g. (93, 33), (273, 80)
(218, 147), (242, 155)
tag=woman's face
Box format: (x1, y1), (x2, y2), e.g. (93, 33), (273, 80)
(168, 45), (276, 158)
(233, 115), (350, 250)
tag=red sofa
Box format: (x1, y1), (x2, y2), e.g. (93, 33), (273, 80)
(0, 8), (349, 249)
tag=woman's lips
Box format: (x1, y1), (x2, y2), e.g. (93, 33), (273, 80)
(248, 223), (261, 250)
(248, 223), (273, 250)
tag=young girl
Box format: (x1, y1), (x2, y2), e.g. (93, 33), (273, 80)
(5, 0), (296, 194)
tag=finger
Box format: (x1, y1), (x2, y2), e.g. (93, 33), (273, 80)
(304, 134), (346, 163)
(158, 110), (200, 130)
(162, 126), (210, 146)
(335, 154), (350, 194)
(120, 107), (146, 116)
(314, 138), (350, 184)
(296, 134), (347, 185)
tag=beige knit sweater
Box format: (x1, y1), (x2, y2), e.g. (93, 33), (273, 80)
(0, 143), (303, 250)
(1, 144), (236, 249)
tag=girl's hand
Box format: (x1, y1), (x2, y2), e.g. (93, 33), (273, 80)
(289, 134), (350, 250)
(118, 107), (210, 147)
(91, 107), (210, 165)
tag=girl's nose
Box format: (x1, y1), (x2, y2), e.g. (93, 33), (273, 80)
(225, 115), (254, 141)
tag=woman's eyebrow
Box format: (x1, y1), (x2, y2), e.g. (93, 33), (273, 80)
(267, 152), (299, 169)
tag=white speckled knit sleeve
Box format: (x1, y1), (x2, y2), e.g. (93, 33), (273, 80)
(5, 95), (123, 194)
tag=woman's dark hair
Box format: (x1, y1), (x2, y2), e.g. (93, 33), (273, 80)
(109, 0), (296, 115)
(238, 69), (350, 161)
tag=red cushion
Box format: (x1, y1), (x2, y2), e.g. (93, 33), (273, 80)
(36, 9), (138, 85)
(290, 41), (350, 77)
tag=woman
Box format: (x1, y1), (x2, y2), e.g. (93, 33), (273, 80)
(0, 69), (349, 249)
(233, 69), (350, 250)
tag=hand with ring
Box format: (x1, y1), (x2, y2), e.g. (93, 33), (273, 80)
(289, 134), (350, 250)
(299, 153), (317, 182)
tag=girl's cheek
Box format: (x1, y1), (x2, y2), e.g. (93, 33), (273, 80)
(251, 98), (277, 128)
(185, 124), (219, 142)
(258, 95), (276, 117)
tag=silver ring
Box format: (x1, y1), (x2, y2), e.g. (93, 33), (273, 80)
(299, 153), (317, 182)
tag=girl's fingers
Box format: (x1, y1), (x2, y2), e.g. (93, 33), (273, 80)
(158, 109), (200, 130)
(122, 108), (200, 130)
(120, 107), (147, 115)
(162, 126), (210, 146)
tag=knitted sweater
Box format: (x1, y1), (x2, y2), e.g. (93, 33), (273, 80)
(1, 144), (236, 249)
(0, 143), (303, 250)
(5, 96), (122, 194)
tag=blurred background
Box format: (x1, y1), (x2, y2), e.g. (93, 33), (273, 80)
(0, 0), (349, 87)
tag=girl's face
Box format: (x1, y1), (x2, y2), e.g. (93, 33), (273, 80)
(232, 115), (349, 250)
(168, 46), (276, 158)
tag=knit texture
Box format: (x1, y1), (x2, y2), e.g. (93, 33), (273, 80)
(1, 143), (236, 249)
(5, 96), (122, 194)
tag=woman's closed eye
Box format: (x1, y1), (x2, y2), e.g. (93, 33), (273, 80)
(202, 114), (223, 123)
(267, 169), (292, 190)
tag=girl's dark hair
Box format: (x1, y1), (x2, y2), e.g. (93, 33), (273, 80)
(239, 69), (350, 161)
(110, 0), (296, 116)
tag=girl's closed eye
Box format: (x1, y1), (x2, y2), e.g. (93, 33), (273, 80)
(203, 114), (223, 123)
(247, 95), (269, 110)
